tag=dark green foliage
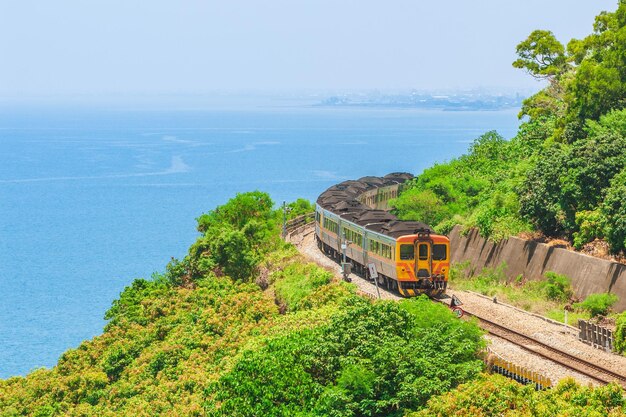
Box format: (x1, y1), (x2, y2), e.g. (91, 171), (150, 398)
(286, 198), (315, 219)
(559, 132), (626, 225)
(160, 191), (282, 285)
(208, 226), (258, 280)
(519, 124), (626, 235)
(208, 296), (485, 417)
(102, 345), (139, 382)
(207, 332), (323, 417)
(518, 144), (568, 235)
(542, 272), (573, 302)
(574, 293), (619, 317)
(393, 131), (533, 240)
(616, 311), (626, 353)
(564, 5), (626, 129)
(601, 169), (626, 253)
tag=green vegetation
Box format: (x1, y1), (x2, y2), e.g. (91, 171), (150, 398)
(273, 263), (333, 312)
(449, 263), (592, 322)
(285, 198), (316, 220)
(616, 311), (626, 353)
(409, 374), (626, 417)
(208, 297), (485, 417)
(0, 193), (622, 416)
(543, 271), (574, 302)
(392, 2), (626, 256)
(0, 193), (487, 417)
(574, 293), (620, 318)
(6, 3), (626, 414)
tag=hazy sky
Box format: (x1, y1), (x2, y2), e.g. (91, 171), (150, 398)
(0, 0), (619, 98)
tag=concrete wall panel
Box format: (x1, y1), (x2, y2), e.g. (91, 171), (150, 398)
(449, 226), (626, 311)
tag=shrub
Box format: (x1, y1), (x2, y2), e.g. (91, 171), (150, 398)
(409, 374), (625, 416)
(574, 293), (619, 317)
(273, 263), (333, 311)
(543, 272), (573, 302)
(601, 169), (626, 254)
(393, 188), (450, 226)
(572, 210), (604, 249)
(286, 198), (315, 219)
(616, 312), (626, 354)
(208, 296), (485, 416)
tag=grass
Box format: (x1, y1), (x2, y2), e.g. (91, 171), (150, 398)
(449, 262), (592, 324)
(272, 262), (334, 311)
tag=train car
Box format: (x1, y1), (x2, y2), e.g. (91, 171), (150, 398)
(315, 173), (449, 296)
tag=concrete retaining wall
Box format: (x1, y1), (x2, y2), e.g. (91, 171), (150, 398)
(449, 226), (626, 311)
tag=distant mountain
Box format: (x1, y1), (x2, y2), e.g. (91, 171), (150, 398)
(318, 91), (525, 111)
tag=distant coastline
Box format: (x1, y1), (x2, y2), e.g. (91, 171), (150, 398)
(316, 92), (525, 111)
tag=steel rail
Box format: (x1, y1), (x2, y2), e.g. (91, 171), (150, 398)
(301, 221), (626, 388)
(464, 310), (626, 387)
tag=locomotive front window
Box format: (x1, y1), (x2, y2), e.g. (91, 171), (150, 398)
(433, 244), (447, 260)
(418, 244), (428, 260)
(400, 244), (414, 260)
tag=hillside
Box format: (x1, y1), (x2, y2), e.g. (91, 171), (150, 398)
(0, 193), (487, 416)
(392, 1), (626, 259)
(4, 3), (626, 416)
(1, 192), (625, 416)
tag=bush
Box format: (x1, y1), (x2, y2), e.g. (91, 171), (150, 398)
(542, 272), (573, 302)
(572, 210), (604, 249)
(601, 169), (626, 254)
(207, 296), (485, 416)
(393, 188), (450, 226)
(286, 198), (315, 219)
(409, 374), (625, 416)
(616, 312), (626, 354)
(574, 293), (619, 317)
(273, 263), (333, 311)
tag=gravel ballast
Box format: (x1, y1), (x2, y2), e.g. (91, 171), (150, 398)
(288, 224), (626, 386)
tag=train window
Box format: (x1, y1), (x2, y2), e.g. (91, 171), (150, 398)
(342, 228), (362, 247)
(400, 244), (414, 260)
(315, 211), (321, 223)
(369, 239), (379, 254)
(433, 244), (447, 260)
(324, 218), (338, 234)
(418, 244), (428, 260)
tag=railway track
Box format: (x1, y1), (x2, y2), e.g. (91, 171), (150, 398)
(288, 221), (626, 388)
(463, 310), (626, 387)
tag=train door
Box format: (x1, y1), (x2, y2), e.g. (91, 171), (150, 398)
(415, 242), (431, 278)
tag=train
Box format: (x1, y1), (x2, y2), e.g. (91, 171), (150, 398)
(315, 173), (450, 296)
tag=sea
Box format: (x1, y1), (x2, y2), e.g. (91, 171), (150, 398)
(0, 103), (520, 378)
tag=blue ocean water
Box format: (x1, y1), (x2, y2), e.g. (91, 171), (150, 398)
(0, 105), (520, 378)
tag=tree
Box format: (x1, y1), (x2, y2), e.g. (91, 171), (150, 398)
(513, 30), (568, 79)
(565, 2), (626, 129)
(601, 169), (626, 253)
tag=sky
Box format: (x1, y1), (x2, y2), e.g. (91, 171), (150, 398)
(0, 0), (619, 100)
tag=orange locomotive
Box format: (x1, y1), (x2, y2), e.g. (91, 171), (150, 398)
(315, 173), (449, 296)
